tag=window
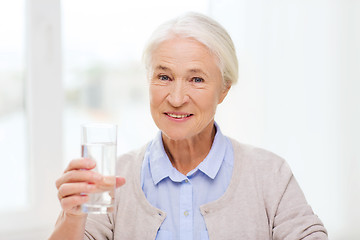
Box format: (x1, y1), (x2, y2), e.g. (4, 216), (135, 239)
(0, 0), (62, 238)
(0, 0), (27, 212)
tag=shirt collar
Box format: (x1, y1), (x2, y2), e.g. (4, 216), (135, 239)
(149, 122), (227, 185)
(148, 131), (174, 185)
(196, 122), (226, 179)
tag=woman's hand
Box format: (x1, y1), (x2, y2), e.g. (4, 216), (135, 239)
(55, 158), (126, 217)
(49, 159), (125, 240)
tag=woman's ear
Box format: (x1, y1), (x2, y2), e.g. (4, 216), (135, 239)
(218, 83), (231, 104)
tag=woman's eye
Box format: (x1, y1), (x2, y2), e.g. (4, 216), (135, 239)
(159, 75), (170, 81)
(192, 77), (204, 83)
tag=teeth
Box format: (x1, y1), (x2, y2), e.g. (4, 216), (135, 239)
(167, 113), (191, 118)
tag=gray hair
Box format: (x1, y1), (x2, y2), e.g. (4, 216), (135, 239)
(142, 12), (238, 86)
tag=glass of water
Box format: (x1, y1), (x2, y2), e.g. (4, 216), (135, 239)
(81, 123), (117, 214)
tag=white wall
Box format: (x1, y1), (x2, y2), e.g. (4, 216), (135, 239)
(212, 0), (360, 239)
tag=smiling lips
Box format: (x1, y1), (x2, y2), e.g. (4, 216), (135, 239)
(165, 112), (193, 120)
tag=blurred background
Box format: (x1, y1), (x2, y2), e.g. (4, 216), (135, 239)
(0, 0), (359, 239)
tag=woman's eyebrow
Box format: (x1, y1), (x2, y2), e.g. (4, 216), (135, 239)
(155, 65), (170, 71)
(188, 68), (209, 77)
(154, 65), (208, 77)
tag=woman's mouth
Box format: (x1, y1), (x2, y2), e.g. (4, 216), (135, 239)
(165, 113), (193, 119)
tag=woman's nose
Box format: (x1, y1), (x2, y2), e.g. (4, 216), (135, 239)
(167, 81), (189, 107)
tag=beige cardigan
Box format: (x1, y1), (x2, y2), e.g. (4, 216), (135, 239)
(84, 139), (328, 240)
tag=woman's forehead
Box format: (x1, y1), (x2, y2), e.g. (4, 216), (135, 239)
(151, 38), (220, 71)
(153, 64), (211, 78)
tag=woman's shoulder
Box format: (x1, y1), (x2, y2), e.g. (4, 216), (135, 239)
(115, 143), (149, 176)
(228, 137), (290, 174)
(118, 144), (149, 161)
(228, 137), (294, 199)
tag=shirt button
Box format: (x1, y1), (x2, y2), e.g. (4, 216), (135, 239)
(185, 179), (189, 183)
(184, 211), (189, 217)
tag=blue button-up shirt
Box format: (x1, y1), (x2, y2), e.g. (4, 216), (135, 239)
(141, 123), (234, 240)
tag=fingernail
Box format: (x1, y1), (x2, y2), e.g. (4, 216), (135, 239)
(87, 159), (96, 168)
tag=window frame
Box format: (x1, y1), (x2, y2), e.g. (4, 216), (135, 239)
(0, 0), (62, 238)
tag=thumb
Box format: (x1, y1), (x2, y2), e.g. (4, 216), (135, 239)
(115, 176), (126, 188)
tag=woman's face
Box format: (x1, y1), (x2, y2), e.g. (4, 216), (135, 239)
(149, 37), (230, 141)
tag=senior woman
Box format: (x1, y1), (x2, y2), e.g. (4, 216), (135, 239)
(50, 12), (327, 240)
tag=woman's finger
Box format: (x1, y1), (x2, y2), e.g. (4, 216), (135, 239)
(60, 195), (89, 213)
(58, 182), (96, 200)
(56, 169), (102, 189)
(115, 176), (126, 188)
(63, 158), (96, 173)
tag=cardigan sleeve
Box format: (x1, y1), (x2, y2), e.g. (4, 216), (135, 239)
(271, 161), (328, 240)
(83, 213), (114, 239)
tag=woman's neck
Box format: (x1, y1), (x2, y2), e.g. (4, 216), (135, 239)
(162, 123), (216, 175)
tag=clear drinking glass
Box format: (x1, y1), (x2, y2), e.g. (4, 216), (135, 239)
(81, 123), (117, 214)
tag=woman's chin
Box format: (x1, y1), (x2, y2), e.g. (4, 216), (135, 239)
(161, 129), (191, 142)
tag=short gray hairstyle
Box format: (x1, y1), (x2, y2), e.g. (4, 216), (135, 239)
(142, 12), (238, 86)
